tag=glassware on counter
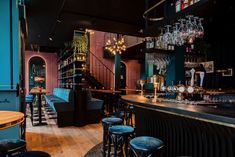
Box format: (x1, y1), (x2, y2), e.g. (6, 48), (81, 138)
(139, 80), (146, 97)
(152, 82), (159, 102)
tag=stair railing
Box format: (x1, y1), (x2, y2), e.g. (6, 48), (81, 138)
(88, 51), (115, 89)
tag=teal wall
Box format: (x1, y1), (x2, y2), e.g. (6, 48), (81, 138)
(142, 47), (185, 90)
(0, 0), (11, 87)
(114, 53), (121, 89)
(140, 57), (146, 80)
(0, 0), (21, 139)
(166, 46), (185, 86)
(143, 54), (154, 89)
(0, 0), (19, 89)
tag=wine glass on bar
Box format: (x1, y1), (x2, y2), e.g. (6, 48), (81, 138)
(140, 80), (145, 97)
(152, 82), (159, 102)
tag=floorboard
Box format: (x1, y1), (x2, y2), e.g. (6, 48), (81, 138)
(26, 114), (102, 157)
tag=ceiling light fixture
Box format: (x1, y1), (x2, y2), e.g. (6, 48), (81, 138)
(105, 35), (126, 55)
(49, 37), (53, 41)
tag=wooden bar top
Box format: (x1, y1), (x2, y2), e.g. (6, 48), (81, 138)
(0, 111), (24, 130)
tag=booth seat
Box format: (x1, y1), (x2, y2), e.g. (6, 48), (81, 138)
(86, 90), (104, 124)
(87, 98), (103, 110)
(44, 88), (74, 127)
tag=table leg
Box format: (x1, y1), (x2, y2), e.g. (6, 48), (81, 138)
(33, 93), (47, 126)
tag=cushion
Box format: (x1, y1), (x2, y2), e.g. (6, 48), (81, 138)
(53, 88), (71, 102)
(0, 139), (26, 153)
(87, 98), (103, 110)
(13, 151), (51, 157)
(86, 90), (92, 101)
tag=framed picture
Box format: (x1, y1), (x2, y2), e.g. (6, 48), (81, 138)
(201, 61), (214, 73)
(222, 68), (233, 77)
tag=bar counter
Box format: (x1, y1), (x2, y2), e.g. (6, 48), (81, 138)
(121, 95), (235, 157)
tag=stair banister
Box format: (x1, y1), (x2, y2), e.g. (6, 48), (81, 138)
(89, 51), (115, 89)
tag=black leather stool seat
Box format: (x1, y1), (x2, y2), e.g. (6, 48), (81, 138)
(0, 139), (26, 154)
(13, 151), (51, 157)
(129, 136), (163, 157)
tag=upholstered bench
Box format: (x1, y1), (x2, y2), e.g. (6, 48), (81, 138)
(0, 139), (26, 156)
(44, 88), (74, 127)
(86, 90), (104, 124)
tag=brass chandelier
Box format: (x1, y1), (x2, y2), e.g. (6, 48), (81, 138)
(105, 35), (126, 55)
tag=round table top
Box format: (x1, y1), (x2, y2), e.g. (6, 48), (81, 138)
(29, 88), (47, 94)
(0, 111), (24, 130)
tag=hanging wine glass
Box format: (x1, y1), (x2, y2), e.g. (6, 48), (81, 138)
(158, 28), (163, 48)
(192, 16), (199, 37)
(186, 15), (195, 43)
(186, 15), (194, 35)
(173, 22), (184, 46)
(155, 15), (204, 49)
(163, 25), (173, 46)
(178, 19), (187, 43)
(197, 18), (204, 38)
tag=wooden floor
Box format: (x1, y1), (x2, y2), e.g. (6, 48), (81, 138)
(26, 116), (103, 157)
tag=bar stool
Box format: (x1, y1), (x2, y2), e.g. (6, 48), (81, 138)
(124, 105), (134, 126)
(129, 136), (163, 157)
(0, 139), (26, 156)
(13, 151), (51, 157)
(108, 125), (135, 157)
(110, 100), (134, 126)
(26, 95), (34, 125)
(102, 117), (123, 157)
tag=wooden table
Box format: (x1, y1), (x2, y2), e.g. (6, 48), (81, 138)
(89, 89), (122, 94)
(119, 88), (141, 94)
(30, 89), (48, 126)
(0, 111), (24, 130)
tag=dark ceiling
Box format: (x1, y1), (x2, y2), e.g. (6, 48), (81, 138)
(25, 0), (149, 51)
(25, 0), (235, 52)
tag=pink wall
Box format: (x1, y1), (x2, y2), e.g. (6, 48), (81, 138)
(90, 31), (115, 89)
(123, 60), (141, 89)
(90, 31), (141, 89)
(25, 51), (58, 94)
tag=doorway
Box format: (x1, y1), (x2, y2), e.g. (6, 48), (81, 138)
(119, 62), (126, 88)
(28, 56), (46, 91)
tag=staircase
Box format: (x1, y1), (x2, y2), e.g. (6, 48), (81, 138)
(80, 51), (115, 89)
(80, 72), (104, 89)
